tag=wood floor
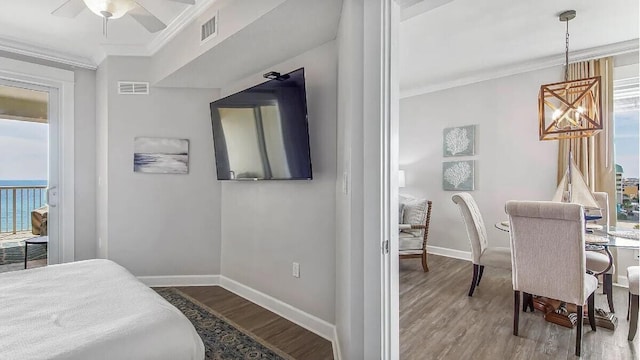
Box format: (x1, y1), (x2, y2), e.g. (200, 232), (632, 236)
(400, 255), (639, 360)
(175, 286), (334, 360)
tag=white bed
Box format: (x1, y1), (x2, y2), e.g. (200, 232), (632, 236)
(0, 259), (204, 360)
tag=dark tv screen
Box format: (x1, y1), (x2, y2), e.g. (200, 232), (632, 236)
(210, 68), (312, 180)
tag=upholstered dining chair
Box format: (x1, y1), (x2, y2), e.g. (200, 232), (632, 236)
(506, 201), (597, 357)
(627, 266), (639, 341)
(399, 198), (433, 272)
(585, 192), (615, 312)
(451, 193), (511, 296)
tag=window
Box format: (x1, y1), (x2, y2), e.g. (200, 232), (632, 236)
(613, 63), (639, 228)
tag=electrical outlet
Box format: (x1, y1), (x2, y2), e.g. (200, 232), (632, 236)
(292, 262), (300, 278)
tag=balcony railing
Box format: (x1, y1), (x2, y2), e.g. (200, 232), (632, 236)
(0, 186), (47, 234)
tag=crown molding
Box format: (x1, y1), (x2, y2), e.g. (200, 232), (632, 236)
(400, 39), (640, 99)
(100, 44), (150, 57)
(0, 37), (97, 70)
(146, 0), (217, 56)
(0, 0), (218, 70)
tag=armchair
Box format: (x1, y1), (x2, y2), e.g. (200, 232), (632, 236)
(399, 196), (432, 272)
(31, 205), (48, 236)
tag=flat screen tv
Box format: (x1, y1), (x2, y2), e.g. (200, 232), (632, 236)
(210, 68), (312, 180)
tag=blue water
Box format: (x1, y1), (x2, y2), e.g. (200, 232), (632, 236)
(134, 153), (188, 174)
(0, 180), (47, 233)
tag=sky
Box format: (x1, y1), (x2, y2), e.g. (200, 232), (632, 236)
(0, 118), (48, 180)
(614, 109), (640, 178)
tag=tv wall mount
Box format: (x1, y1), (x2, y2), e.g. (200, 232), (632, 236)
(263, 71), (290, 81)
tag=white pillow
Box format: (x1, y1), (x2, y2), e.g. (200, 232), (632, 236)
(402, 198), (428, 236)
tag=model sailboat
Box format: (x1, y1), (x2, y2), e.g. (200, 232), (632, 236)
(552, 159), (601, 211)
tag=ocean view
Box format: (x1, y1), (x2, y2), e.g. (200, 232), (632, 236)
(0, 180), (47, 233)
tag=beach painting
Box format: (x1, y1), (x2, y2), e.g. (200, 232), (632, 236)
(134, 137), (189, 174)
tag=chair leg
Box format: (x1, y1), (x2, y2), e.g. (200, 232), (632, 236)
(522, 293), (529, 312)
(575, 305), (583, 357)
(513, 291), (520, 336)
(468, 264), (479, 297)
(630, 294), (639, 341)
(421, 251), (429, 272)
(588, 292), (596, 331)
(603, 273), (614, 313)
(629, 292), (632, 321)
(521, 293), (534, 312)
(24, 243), (28, 269)
(476, 265), (485, 286)
(528, 294), (535, 312)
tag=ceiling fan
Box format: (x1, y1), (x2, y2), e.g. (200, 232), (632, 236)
(52, 0), (195, 35)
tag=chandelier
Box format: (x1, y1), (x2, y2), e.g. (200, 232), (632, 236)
(538, 10), (603, 141)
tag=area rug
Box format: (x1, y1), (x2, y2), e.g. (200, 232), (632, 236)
(0, 241), (46, 266)
(156, 288), (292, 360)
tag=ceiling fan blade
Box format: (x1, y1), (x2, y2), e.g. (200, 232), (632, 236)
(129, 3), (167, 33)
(167, 0), (196, 4)
(52, 0), (86, 18)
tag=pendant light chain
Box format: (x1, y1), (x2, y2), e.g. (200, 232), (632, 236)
(564, 18), (570, 81)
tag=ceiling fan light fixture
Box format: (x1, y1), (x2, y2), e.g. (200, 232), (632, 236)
(82, 0), (136, 19)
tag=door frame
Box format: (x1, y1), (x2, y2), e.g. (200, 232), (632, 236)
(0, 56), (75, 264)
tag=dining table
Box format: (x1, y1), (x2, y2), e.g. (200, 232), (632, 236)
(495, 221), (640, 329)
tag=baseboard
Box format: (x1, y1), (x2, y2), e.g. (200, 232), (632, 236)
(427, 245), (472, 261)
(138, 274), (339, 356)
(333, 326), (342, 360)
(219, 276), (337, 345)
(615, 275), (629, 288)
(137, 275), (221, 287)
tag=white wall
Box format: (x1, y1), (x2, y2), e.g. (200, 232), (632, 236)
(97, 56), (221, 276)
(96, 58), (108, 259)
(219, 41), (337, 324)
(73, 68), (97, 260)
(400, 66), (562, 253)
(151, 0), (285, 85)
(335, 0), (365, 357)
(335, 0), (393, 358)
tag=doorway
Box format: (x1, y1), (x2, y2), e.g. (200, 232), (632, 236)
(0, 57), (75, 270)
(0, 79), (54, 272)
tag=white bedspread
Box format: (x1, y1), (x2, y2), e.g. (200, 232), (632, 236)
(0, 259), (204, 360)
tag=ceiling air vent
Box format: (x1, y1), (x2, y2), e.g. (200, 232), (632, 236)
(118, 81), (149, 95)
(201, 12), (218, 43)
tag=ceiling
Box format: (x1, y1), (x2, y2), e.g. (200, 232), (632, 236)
(400, 0), (639, 96)
(0, 0), (207, 68)
(0, 0), (636, 90)
(156, 0), (342, 88)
